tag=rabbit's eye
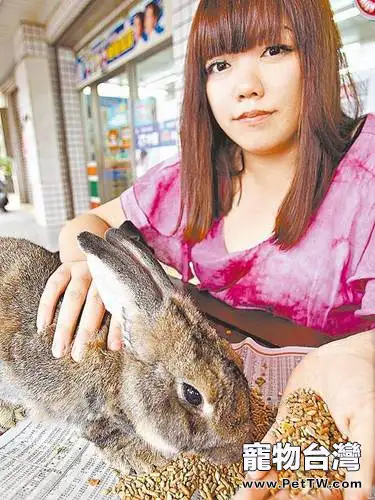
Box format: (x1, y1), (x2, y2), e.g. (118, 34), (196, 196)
(182, 383), (202, 406)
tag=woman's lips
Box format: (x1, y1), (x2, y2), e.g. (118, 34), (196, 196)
(235, 111), (273, 125)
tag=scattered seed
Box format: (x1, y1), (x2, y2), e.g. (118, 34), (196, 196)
(87, 478), (101, 487)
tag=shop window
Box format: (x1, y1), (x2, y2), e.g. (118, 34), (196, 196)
(97, 74), (133, 201)
(135, 45), (178, 177)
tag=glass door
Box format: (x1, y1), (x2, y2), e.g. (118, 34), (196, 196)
(81, 86), (100, 208)
(97, 73), (133, 202)
(134, 45), (178, 178)
(80, 44), (178, 205)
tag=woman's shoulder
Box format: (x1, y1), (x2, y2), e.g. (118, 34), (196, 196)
(347, 113), (375, 153)
(121, 155), (182, 236)
(361, 112), (375, 133)
(339, 113), (375, 181)
(133, 154), (181, 196)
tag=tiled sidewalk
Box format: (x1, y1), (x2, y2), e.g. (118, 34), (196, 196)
(0, 194), (60, 251)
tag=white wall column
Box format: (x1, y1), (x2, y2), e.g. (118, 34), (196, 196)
(57, 47), (89, 216)
(13, 23), (71, 226)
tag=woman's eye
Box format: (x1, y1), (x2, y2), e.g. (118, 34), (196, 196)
(206, 61), (229, 74)
(263, 45), (293, 57)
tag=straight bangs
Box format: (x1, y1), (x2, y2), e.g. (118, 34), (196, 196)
(193, 0), (287, 68)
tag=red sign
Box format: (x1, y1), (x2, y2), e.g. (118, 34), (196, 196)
(354, 0), (375, 19)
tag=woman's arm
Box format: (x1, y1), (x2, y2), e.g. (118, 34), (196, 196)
(59, 196), (125, 262)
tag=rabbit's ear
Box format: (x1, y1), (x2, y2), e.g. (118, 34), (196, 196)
(116, 220), (154, 253)
(104, 222), (175, 296)
(77, 230), (172, 349)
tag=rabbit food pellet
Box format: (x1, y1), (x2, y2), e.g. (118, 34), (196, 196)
(106, 387), (277, 499)
(270, 388), (347, 497)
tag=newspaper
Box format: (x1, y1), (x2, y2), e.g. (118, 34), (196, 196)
(233, 336), (314, 406)
(0, 336), (314, 500)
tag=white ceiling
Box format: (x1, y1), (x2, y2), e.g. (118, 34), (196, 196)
(0, 0), (64, 84)
(330, 0), (355, 9)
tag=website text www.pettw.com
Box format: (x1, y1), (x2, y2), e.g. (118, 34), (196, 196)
(242, 478), (362, 490)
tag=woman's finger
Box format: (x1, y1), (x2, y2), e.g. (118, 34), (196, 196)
(107, 317), (123, 351)
(52, 275), (92, 358)
(37, 265), (71, 331)
(272, 481), (342, 499)
(273, 490), (292, 499)
(71, 283), (105, 362)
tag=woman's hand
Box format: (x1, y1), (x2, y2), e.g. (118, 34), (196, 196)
(37, 261), (122, 362)
(234, 331), (375, 500)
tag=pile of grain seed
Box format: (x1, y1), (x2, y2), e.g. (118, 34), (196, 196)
(108, 455), (244, 500)
(249, 382), (277, 441)
(103, 387), (277, 500)
(102, 387), (347, 499)
(270, 388), (347, 497)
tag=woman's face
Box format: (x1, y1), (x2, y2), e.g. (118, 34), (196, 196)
(134, 17), (143, 39)
(144, 7), (157, 34)
(206, 27), (302, 157)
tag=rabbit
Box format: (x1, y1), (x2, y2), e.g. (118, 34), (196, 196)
(0, 221), (254, 474)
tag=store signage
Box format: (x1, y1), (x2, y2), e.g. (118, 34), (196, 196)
(135, 97), (157, 127)
(76, 0), (170, 86)
(354, 0), (375, 19)
(135, 119), (177, 149)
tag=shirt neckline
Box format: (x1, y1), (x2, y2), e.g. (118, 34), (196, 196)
(220, 216), (273, 257)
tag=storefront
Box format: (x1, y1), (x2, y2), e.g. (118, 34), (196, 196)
(77, 0), (178, 207)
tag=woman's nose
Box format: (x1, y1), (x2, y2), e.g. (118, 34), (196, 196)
(235, 71), (264, 101)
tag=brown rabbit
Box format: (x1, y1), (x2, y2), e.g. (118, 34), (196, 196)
(0, 221), (254, 474)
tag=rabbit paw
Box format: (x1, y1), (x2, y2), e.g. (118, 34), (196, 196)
(127, 449), (170, 475)
(97, 440), (169, 475)
(103, 446), (170, 475)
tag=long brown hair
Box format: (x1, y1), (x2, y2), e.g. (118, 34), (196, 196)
(179, 0), (362, 249)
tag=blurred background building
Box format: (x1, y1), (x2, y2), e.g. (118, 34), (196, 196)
(0, 0), (374, 244)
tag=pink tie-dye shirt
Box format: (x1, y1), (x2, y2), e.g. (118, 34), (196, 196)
(121, 114), (375, 336)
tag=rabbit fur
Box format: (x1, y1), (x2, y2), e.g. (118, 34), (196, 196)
(0, 221), (254, 474)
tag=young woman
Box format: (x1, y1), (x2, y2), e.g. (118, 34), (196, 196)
(144, 1), (164, 40)
(37, 0), (374, 495)
(132, 11), (147, 44)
